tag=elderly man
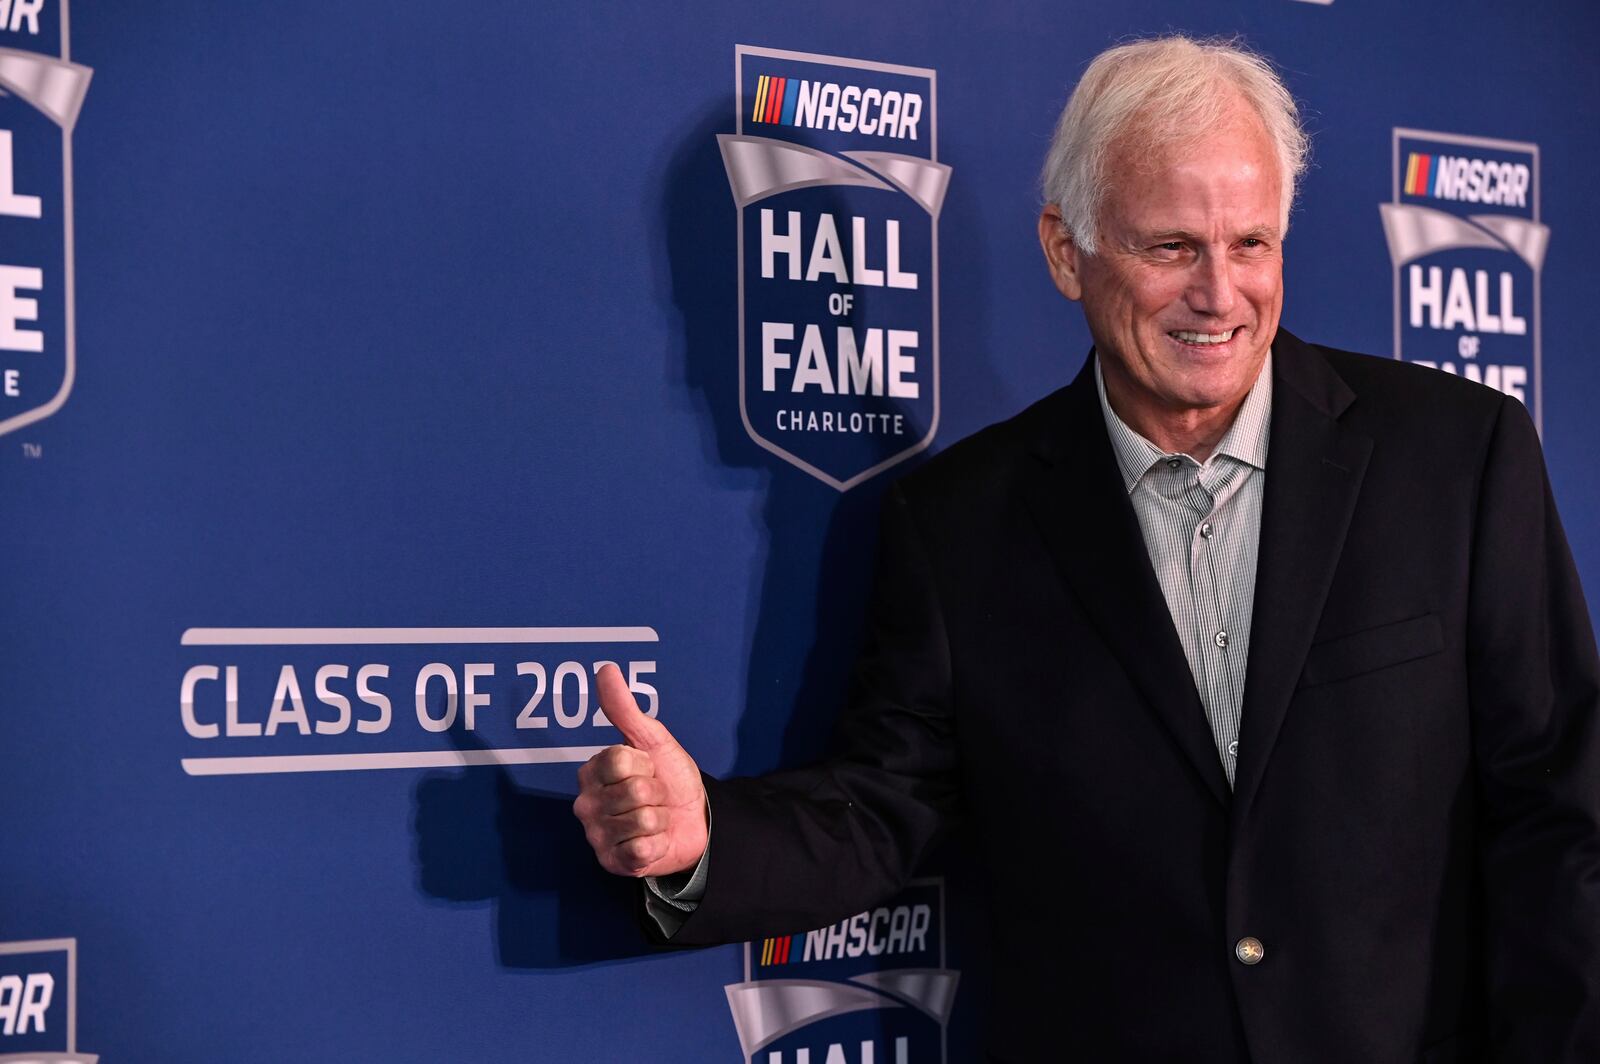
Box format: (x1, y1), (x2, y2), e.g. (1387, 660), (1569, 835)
(575, 36), (1600, 1062)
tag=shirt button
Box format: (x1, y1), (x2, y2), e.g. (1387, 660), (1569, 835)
(1200, 521), (1214, 538)
(1214, 630), (1229, 648)
(1227, 739), (1239, 757)
(1166, 458), (1181, 469)
(1235, 937), (1265, 965)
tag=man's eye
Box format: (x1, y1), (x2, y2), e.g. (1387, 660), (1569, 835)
(1156, 242), (1185, 252)
(1240, 238), (1264, 248)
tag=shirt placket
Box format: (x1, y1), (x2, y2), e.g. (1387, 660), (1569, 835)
(1181, 463), (1242, 783)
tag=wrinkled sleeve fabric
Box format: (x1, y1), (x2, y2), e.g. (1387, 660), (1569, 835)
(643, 843), (709, 937)
(656, 482), (962, 946)
(1469, 395), (1600, 1059)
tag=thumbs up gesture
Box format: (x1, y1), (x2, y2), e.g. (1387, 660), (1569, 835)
(573, 663), (709, 878)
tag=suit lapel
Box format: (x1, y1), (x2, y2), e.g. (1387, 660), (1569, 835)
(1019, 359), (1232, 808)
(1230, 330), (1373, 818)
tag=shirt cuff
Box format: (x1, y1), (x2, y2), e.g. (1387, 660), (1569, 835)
(642, 808), (711, 938)
(647, 845), (709, 906)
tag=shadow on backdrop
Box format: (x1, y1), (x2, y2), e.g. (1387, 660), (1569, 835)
(411, 97), (1008, 975)
(412, 723), (646, 968)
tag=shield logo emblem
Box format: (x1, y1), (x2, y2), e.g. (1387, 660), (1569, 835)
(0, 1), (92, 440)
(720, 46), (950, 491)
(724, 879), (959, 1063)
(1379, 128), (1546, 433)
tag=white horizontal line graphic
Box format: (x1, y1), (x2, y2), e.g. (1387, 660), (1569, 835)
(180, 626), (659, 646)
(181, 746), (606, 776)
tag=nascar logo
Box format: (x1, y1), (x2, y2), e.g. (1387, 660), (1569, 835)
(759, 902), (932, 966)
(1401, 151), (1529, 207)
(749, 73), (923, 140)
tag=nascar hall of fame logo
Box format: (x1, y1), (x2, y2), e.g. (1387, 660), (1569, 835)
(724, 880), (959, 1064)
(719, 46), (951, 491)
(0, 938), (97, 1063)
(0, 0), (91, 442)
(1379, 128), (1548, 432)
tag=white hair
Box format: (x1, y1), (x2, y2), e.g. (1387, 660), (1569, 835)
(1040, 35), (1309, 255)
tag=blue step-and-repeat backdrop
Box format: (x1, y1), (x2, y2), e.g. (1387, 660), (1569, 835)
(3, 2), (1597, 1060)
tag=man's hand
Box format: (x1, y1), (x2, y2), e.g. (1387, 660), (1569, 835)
(573, 663), (709, 878)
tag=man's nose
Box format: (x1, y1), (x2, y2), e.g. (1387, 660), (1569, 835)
(1186, 255), (1237, 317)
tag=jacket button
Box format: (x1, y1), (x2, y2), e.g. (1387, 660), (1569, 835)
(1235, 937), (1265, 965)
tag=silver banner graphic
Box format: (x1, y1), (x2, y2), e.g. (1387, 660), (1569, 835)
(1379, 202), (1549, 269)
(719, 134), (951, 216)
(0, 48), (92, 131)
(723, 970), (960, 1057)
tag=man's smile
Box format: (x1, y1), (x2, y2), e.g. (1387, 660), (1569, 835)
(1169, 327), (1239, 346)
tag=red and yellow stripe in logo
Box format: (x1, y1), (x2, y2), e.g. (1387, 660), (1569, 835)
(1404, 151), (1437, 197)
(751, 74), (799, 126)
(759, 934), (797, 965)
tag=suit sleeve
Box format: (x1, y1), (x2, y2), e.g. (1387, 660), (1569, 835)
(662, 481), (962, 946)
(1468, 395), (1600, 1059)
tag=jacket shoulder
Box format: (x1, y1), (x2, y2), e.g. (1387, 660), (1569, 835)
(1311, 342), (1511, 428)
(892, 385), (1067, 509)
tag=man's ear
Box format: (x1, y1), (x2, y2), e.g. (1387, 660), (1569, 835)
(1038, 205), (1085, 302)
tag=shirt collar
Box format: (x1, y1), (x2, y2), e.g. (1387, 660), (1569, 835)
(1094, 350), (1274, 494)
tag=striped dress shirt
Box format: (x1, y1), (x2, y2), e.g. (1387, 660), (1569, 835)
(1094, 353), (1272, 786)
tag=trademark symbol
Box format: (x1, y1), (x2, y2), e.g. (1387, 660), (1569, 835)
(21, 442), (41, 458)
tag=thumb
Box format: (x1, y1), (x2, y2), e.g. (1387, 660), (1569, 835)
(597, 663), (674, 752)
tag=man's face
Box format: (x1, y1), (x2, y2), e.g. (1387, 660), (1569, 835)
(1041, 100), (1284, 432)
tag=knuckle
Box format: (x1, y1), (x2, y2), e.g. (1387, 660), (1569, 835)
(595, 747), (627, 781)
(600, 786), (630, 815)
(595, 746), (624, 773)
(618, 837), (651, 868)
(640, 834), (667, 867)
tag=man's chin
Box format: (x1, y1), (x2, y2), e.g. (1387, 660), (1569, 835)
(1159, 369), (1265, 414)
(1167, 346), (1269, 395)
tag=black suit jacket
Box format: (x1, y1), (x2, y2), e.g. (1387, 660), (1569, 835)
(670, 330), (1600, 1063)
